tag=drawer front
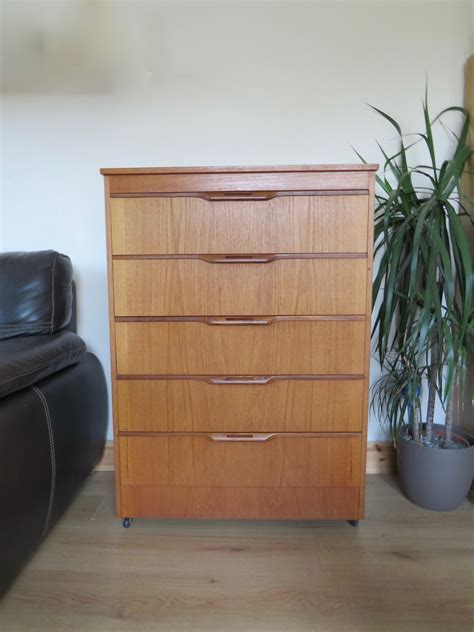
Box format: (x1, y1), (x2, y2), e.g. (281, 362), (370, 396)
(113, 258), (367, 316)
(120, 485), (360, 520)
(117, 378), (364, 432)
(110, 195), (368, 255)
(108, 170), (372, 195)
(119, 434), (362, 488)
(115, 319), (366, 375)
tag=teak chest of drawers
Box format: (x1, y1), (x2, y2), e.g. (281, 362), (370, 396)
(101, 164), (377, 525)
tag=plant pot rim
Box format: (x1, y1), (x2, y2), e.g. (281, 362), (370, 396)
(398, 431), (471, 449)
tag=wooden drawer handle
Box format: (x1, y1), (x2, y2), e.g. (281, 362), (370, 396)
(209, 376), (272, 385)
(207, 317), (271, 326)
(200, 254), (278, 264)
(209, 433), (276, 442)
(202, 191), (276, 201)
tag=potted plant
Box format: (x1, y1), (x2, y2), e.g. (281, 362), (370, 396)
(359, 97), (474, 511)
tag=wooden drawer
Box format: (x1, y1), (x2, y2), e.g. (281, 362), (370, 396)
(117, 378), (365, 432)
(113, 257), (367, 316)
(119, 434), (362, 488)
(115, 319), (366, 375)
(106, 167), (374, 196)
(119, 434), (362, 519)
(110, 194), (368, 255)
(120, 485), (360, 520)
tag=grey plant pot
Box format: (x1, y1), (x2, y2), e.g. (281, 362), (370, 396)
(397, 424), (474, 511)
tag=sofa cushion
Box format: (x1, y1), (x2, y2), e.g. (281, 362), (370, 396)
(0, 250), (73, 340)
(0, 331), (86, 398)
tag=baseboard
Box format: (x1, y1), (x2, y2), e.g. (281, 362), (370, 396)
(366, 441), (396, 473)
(95, 440), (396, 474)
(96, 441), (115, 471)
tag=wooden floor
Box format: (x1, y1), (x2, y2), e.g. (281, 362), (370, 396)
(1, 473), (473, 631)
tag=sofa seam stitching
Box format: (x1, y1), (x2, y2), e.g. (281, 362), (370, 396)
(31, 385), (56, 537)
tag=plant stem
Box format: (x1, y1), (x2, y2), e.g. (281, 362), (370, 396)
(412, 398), (420, 443)
(426, 337), (438, 444)
(443, 377), (455, 448)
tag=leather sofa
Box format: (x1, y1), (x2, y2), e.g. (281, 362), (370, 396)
(0, 251), (108, 597)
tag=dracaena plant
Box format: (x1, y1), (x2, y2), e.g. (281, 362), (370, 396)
(357, 97), (473, 447)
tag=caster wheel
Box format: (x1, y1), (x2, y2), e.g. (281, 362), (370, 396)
(348, 520), (359, 527)
(122, 517), (133, 528)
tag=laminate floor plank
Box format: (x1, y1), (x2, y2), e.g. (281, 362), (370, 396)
(1, 473), (472, 631)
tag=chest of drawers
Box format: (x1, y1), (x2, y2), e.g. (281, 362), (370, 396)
(101, 164), (377, 523)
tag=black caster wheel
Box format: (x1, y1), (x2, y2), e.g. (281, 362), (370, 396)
(348, 520), (359, 527)
(122, 517), (133, 528)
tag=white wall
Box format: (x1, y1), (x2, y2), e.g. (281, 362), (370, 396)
(1, 0), (472, 440)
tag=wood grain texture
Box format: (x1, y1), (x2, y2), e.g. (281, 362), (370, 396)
(96, 440), (397, 474)
(110, 194), (369, 254)
(115, 319), (366, 375)
(456, 56), (474, 434)
(2, 472), (472, 632)
(116, 377), (365, 432)
(102, 165), (376, 523)
(103, 176), (123, 516)
(95, 442), (115, 471)
(101, 164), (379, 174)
(120, 486), (359, 520)
(108, 171), (372, 194)
(113, 257), (368, 316)
(463, 55), (474, 200)
(366, 441), (396, 474)
(119, 434), (361, 488)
